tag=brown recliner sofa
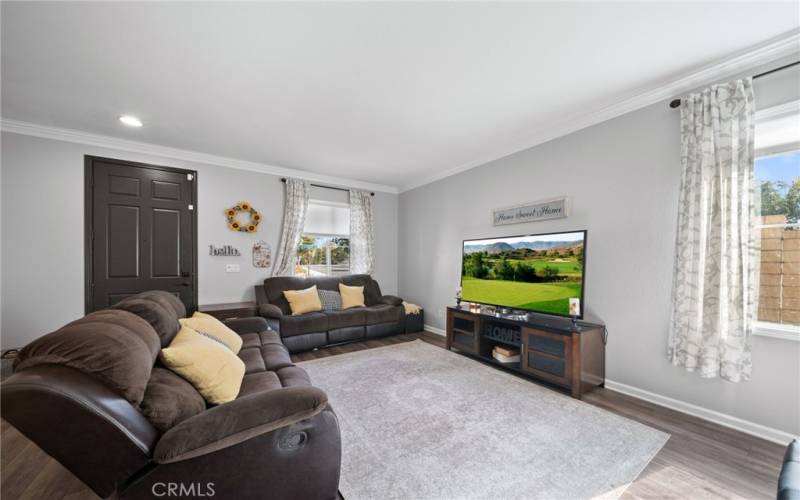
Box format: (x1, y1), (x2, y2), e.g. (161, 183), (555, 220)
(1, 291), (341, 500)
(256, 274), (406, 353)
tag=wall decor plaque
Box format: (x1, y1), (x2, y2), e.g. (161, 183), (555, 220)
(209, 245), (241, 256)
(493, 197), (569, 226)
(253, 240), (271, 268)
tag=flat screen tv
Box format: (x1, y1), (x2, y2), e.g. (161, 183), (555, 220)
(460, 230), (587, 318)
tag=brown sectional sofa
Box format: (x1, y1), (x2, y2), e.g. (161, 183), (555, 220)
(256, 274), (407, 352)
(1, 291), (341, 500)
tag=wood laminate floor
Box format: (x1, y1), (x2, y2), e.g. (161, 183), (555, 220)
(1, 331), (786, 499)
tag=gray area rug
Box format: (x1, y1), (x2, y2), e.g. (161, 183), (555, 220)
(300, 340), (668, 500)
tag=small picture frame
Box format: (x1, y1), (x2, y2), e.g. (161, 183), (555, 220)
(569, 298), (580, 317)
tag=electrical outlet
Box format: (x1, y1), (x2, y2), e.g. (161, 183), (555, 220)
(225, 264), (240, 273)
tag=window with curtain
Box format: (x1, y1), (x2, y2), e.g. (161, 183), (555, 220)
(754, 100), (800, 334)
(295, 200), (351, 277)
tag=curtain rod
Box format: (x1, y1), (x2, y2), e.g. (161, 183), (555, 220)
(280, 178), (374, 196)
(669, 60), (800, 109)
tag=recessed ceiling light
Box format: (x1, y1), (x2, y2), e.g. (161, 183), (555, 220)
(119, 115), (143, 127)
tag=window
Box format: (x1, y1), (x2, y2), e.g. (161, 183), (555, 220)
(295, 200), (350, 277)
(754, 100), (800, 336)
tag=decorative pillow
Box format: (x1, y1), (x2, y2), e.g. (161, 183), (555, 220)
(318, 290), (342, 312)
(160, 326), (245, 405)
(179, 312), (243, 354)
(14, 309), (160, 406)
(283, 285), (323, 316)
(140, 367), (207, 432)
(339, 284), (365, 309)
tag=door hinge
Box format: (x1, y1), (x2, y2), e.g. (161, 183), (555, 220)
(188, 204), (194, 211)
(187, 173), (194, 181)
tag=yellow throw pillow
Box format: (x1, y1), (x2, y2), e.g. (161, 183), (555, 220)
(160, 326), (245, 405)
(283, 285), (323, 316)
(179, 313), (243, 354)
(339, 284), (365, 309)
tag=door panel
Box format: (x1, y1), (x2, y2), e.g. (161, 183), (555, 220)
(108, 175), (141, 197)
(87, 157), (196, 312)
(152, 180), (181, 200)
(151, 208), (181, 277)
(107, 205), (140, 278)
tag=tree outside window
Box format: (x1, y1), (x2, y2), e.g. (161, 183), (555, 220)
(756, 149), (800, 327)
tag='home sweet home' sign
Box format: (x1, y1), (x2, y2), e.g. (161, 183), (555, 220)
(492, 197), (569, 226)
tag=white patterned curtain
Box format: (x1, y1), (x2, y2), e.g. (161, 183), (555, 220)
(667, 79), (758, 383)
(349, 190), (375, 275)
(272, 179), (310, 276)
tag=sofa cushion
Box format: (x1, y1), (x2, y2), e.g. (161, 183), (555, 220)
(236, 326), (283, 350)
(238, 371), (283, 398)
(160, 327), (245, 405)
(364, 304), (403, 325)
(281, 312), (328, 337)
(112, 291), (186, 347)
(260, 344), (293, 371)
(238, 366), (311, 398)
(276, 366), (312, 387)
(14, 309), (160, 406)
(259, 329), (283, 346)
(327, 308), (366, 330)
(283, 285), (323, 316)
(140, 367), (207, 432)
(240, 332), (262, 350)
(238, 348), (267, 374)
(180, 313), (243, 353)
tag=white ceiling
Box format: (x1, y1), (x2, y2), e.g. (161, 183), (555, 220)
(2, 2), (798, 192)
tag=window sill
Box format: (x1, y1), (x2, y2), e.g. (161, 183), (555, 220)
(753, 322), (800, 341)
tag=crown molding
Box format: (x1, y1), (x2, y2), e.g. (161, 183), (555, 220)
(3, 30), (797, 196)
(399, 30), (800, 193)
(0, 119), (399, 194)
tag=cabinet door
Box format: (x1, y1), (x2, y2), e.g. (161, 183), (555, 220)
(521, 328), (572, 387)
(447, 310), (479, 354)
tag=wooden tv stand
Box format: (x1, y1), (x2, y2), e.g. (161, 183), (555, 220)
(446, 306), (605, 399)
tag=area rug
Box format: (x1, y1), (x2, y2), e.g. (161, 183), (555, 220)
(300, 340), (669, 500)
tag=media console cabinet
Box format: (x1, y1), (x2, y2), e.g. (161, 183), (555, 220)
(446, 306), (605, 399)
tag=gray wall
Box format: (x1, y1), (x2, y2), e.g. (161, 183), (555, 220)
(398, 64), (800, 435)
(0, 132), (398, 348)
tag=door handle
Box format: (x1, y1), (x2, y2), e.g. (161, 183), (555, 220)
(181, 282), (191, 287)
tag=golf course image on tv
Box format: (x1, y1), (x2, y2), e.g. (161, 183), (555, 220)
(460, 230), (586, 317)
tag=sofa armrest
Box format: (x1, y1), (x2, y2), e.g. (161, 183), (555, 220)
(223, 317), (270, 335)
(154, 386), (328, 464)
(259, 303), (284, 319)
(779, 439), (800, 500)
(380, 295), (403, 306)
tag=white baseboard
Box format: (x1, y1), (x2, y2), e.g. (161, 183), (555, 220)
(423, 324), (446, 336)
(605, 379), (797, 445)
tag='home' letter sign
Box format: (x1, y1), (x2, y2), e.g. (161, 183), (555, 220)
(492, 197), (569, 226)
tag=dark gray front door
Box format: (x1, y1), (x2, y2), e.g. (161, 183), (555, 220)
(86, 156), (197, 312)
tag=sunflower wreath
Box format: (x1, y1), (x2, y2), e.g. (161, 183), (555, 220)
(225, 201), (262, 233)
